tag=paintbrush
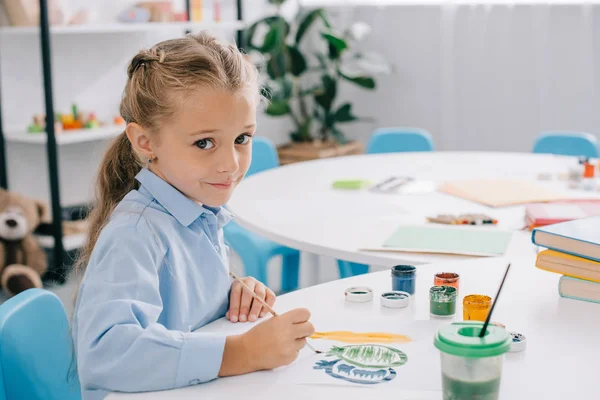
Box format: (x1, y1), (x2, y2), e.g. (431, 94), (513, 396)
(479, 263), (512, 338)
(228, 271), (322, 354)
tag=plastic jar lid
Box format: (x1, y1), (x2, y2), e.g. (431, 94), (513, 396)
(380, 291), (411, 308)
(344, 286), (374, 303)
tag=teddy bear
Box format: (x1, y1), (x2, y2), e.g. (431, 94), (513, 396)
(0, 189), (48, 298)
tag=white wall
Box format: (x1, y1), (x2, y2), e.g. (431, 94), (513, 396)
(310, 3), (600, 151)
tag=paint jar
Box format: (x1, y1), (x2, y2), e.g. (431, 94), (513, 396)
(434, 272), (460, 290)
(391, 265), (416, 295)
(463, 295), (492, 322)
(429, 286), (457, 317)
(434, 322), (511, 400)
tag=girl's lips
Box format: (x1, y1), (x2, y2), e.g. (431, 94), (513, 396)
(208, 181), (233, 189)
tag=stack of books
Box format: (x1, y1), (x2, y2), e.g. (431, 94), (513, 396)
(532, 216), (600, 304)
(525, 200), (600, 230)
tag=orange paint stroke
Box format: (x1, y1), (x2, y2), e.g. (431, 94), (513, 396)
(310, 331), (412, 344)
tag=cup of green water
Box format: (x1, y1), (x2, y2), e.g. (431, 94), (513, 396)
(434, 321), (511, 400)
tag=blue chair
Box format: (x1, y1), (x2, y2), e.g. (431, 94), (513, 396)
(367, 127), (434, 154)
(532, 132), (599, 158)
(0, 288), (81, 400)
(336, 127), (436, 278)
(224, 137), (301, 292)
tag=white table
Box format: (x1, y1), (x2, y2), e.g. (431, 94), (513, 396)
(108, 152), (600, 399)
(108, 242), (600, 399)
(227, 151), (598, 270)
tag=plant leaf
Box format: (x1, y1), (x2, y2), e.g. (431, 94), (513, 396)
(267, 51), (288, 79)
(321, 33), (348, 59)
(288, 46), (307, 76)
(266, 100), (290, 116)
(295, 9), (326, 45)
(245, 16), (289, 52)
(314, 75), (337, 112)
(268, 0), (286, 4)
(261, 26), (280, 53)
(331, 126), (348, 144)
(334, 103), (359, 123)
(269, 75), (294, 101)
(339, 71), (376, 89)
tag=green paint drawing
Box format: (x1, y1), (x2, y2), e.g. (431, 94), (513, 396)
(314, 344), (407, 385)
(327, 344), (408, 368)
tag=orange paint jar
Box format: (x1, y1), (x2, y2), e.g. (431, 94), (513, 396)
(434, 272), (459, 290)
(462, 294), (492, 321)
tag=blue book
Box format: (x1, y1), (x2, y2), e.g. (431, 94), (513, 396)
(559, 276), (600, 305)
(532, 216), (600, 262)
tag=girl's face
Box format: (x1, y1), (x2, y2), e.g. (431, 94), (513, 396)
(150, 88), (257, 207)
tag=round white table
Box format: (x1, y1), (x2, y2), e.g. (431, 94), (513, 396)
(107, 151), (600, 400)
(108, 244), (600, 399)
(227, 152), (599, 273)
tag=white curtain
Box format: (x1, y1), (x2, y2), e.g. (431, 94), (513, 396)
(311, 2), (600, 152)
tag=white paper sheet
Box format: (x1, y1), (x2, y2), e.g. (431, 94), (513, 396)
(266, 318), (444, 390)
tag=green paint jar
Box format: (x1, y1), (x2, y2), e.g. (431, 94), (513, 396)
(434, 322), (511, 400)
(429, 286), (457, 317)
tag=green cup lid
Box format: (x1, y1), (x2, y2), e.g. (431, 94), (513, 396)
(434, 321), (511, 358)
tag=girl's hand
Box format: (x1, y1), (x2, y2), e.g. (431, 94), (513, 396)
(219, 308), (314, 377)
(226, 276), (276, 323)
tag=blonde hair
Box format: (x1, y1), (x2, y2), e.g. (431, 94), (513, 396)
(74, 31), (260, 274)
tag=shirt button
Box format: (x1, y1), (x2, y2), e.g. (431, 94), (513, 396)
(189, 379), (201, 385)
(215, 245), (220, 252)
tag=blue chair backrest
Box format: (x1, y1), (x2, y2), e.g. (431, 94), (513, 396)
(533, 132), (599, 158)
(367, 128), (434, 154)
(0, 356), (5, 400)
(246, 136), (279, 177)
(0, 289), (81, 400)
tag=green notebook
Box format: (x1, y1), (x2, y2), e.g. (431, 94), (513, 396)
(379, 225), (513, 257)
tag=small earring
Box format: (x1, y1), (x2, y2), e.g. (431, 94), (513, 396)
(148, 158), (153, 164)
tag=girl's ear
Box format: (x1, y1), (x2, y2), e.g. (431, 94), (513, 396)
(125, 122), (154, 160)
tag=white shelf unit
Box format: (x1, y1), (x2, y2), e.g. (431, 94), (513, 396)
(4, 125), (124, 145)
(37, 233), (86, 252)
(0, 21), (247, 35)
(0, 2), (247, 279)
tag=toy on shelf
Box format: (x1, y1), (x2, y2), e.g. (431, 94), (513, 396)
(118, 7), (151, 23)
(27, 103), (126, 134)
(27, 114), (62, 134)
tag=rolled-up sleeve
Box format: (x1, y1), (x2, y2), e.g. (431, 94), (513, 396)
(75, 218), (226, 393)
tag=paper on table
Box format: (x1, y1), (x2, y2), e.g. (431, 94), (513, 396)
(439, 179), (572, 207)
(271, 319), (443, 391)
(361, 224), (513, 257)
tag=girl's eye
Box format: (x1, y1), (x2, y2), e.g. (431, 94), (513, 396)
(235, 134), (251, 145)
(194, 139), (215, 149)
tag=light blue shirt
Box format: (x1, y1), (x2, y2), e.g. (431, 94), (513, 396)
(72, 168), (234, 400)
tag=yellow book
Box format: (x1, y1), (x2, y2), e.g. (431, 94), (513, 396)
(536, 249), (600, 283)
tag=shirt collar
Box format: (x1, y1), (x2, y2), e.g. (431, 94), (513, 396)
(135, 168), (233, 228)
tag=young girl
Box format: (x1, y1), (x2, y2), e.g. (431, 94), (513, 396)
(72, 32), (314, 400)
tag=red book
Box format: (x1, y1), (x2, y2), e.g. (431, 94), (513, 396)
(526, 200), (600, 227)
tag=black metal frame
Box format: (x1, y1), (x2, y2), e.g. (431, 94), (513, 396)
(0, 0), (245, 282)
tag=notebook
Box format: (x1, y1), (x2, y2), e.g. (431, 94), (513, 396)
(536, 250), (600, 283)
(531, 216), (600, 262)
(363, 225), (513, 257)
(526, 200), (600, 228)
(559, 276), (600, 304)
(439, 179), (571, 207)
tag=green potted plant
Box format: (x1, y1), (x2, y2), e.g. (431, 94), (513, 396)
(243, 0), (390, 164)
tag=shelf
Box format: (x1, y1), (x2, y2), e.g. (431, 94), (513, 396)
(0, 21), (246, 36)
(4, 125), (124, 145)
(37, 233), (85, 252)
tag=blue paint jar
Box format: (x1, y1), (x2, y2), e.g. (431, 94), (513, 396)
(391, 265), (416, 295)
